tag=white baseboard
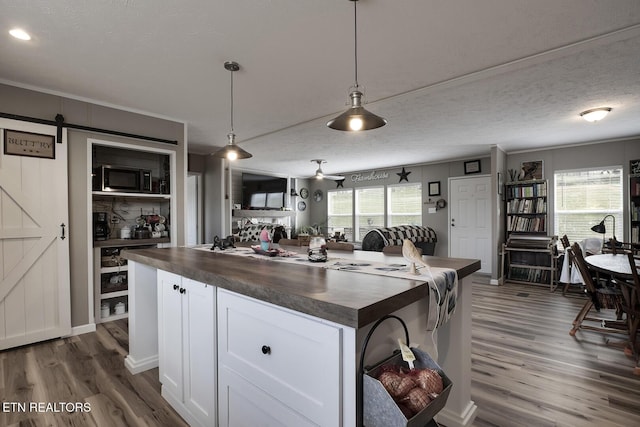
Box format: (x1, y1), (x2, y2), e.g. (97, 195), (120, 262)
(125, 354), (159, 374)
(67, 323), (97, 337)
(437, 401), (478, 427)
(489, 278), (501, 285)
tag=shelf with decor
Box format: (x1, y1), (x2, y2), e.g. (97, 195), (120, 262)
(94, 243), (158, 323)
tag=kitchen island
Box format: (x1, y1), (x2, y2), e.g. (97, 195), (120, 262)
(123, 246), (480, 427)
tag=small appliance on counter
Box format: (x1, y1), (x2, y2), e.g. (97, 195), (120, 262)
(93, 212), (110, 240)
(120, 227), (132, 239)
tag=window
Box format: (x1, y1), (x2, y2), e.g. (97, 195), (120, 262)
(554, 166), (623, 243)
(355, 187), (385, 241)
(387, 183), (422, 227)
(327, 189), (353, 241)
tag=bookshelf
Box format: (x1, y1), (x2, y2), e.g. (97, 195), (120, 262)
(503, 180), (557, 289)
(630, 173), (640, 244)
(505, 179), (548, 237)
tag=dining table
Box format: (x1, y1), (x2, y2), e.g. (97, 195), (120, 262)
(585, 253), (640, 375)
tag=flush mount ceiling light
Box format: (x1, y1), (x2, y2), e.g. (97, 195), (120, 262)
(9, 28), (31, 41)
(212, 61), (252, 160)
(327, 0), (387, 132)
(579, 107), (612, 122)
(311, 159), (344, 180)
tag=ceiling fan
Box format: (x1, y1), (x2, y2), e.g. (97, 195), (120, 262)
(310, 159), (345, 181)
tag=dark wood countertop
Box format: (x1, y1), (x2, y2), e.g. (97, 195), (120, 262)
(123, 247), (480, 328)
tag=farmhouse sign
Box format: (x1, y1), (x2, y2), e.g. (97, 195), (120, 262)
(3, 129), (55, 159)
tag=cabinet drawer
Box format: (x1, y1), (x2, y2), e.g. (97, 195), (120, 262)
(217, 289), (341, 426)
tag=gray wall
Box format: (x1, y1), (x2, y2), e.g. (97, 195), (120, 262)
(0, 83), (186, 328)
(304, 157), (491, 258)
(506, 138), (640, 241)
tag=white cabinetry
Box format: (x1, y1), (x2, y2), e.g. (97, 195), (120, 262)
(157, 270), (216, 427)
(217, 289), (342, 427)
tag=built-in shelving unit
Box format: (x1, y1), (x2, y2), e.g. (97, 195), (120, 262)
(90, 139), (175, 323)
(94, 243), (156, 323)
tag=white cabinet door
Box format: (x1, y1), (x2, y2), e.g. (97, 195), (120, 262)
(217, 289), (341, 427)
(158, 270), (184, 401)
(182, 278), (216, 425)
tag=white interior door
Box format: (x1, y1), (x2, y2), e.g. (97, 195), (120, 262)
(449, 175), (492, 274)
(0, 119), (70, 349)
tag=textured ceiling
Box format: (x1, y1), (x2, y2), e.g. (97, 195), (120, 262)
(2, 0), (640, 177)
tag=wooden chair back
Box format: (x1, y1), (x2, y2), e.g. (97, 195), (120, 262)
(570, 243), (597, 294)
(277, 238), (299, 246)
(325, 241), (354, 251)
(560, 234), (570, 249)
(382, 245), (422, 256)
(603, 238), (640, 256)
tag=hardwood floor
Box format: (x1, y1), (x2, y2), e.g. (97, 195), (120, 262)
(471, 281), (640, 427)
(0, 320), (187, 427)
(1, 282), (638, 426)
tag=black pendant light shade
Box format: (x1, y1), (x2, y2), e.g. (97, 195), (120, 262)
(212, 61), (252, 160)
(328, 0), (386, 132)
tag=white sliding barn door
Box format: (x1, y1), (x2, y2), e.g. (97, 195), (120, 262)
(449, 175), (492, 274)
(0, 119), (70, 350)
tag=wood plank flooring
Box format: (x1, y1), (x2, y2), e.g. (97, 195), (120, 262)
(1, 281), (639, 426)
(471, 281), (640, 427)
(0, 320), (187, 427)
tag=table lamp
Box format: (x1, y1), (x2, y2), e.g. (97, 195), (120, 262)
(590, 214), (616, 246)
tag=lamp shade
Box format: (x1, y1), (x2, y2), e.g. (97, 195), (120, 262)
(327, 90), (387, 131)
(212, 133), (252, 160)
(590, 221), (606, 234)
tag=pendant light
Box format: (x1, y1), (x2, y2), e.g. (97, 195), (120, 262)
(327, 0), (387, 132)
(212, 61), (252, 160)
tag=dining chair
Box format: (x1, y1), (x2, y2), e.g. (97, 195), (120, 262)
(560, 235), (577, 295)
(325, 241), (354, 251)
(381, 245), (422, 256)
(611, 252), (640, 373)
(277, 238), (299, 246)
(603, 237), (640, 256)
(569, 243), (627, 337)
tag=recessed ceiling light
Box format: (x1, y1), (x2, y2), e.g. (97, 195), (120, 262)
(579, 107), (612, 122)
(9, 28), (31, 41)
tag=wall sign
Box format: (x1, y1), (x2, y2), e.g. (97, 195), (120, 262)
(631, 159), (640, 175)
(4, 129), (55, 159)
(350, 170), (390, 182)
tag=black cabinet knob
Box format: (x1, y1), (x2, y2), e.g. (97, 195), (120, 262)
(261, 345), (271, 355)
(180, 288), (186, 294)
(173, 284), (179, 291)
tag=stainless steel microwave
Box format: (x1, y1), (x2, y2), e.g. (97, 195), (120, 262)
(93, 165), (152, 193)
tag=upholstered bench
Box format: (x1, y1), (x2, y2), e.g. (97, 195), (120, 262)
(361, 225), (437, 255)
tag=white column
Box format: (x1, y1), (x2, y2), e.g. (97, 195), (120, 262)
(124, 261), (160, 374)
(436, 275), (478, 427)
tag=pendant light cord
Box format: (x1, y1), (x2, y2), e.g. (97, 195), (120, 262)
(230, 68), (234, 133)
(353, 0), (359, 89)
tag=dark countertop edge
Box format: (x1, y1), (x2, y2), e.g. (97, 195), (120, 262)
(94, 238), (171, 248)
(123, 248), (480, 329)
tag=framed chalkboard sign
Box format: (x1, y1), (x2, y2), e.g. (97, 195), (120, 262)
(631, 159), (640, 175)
